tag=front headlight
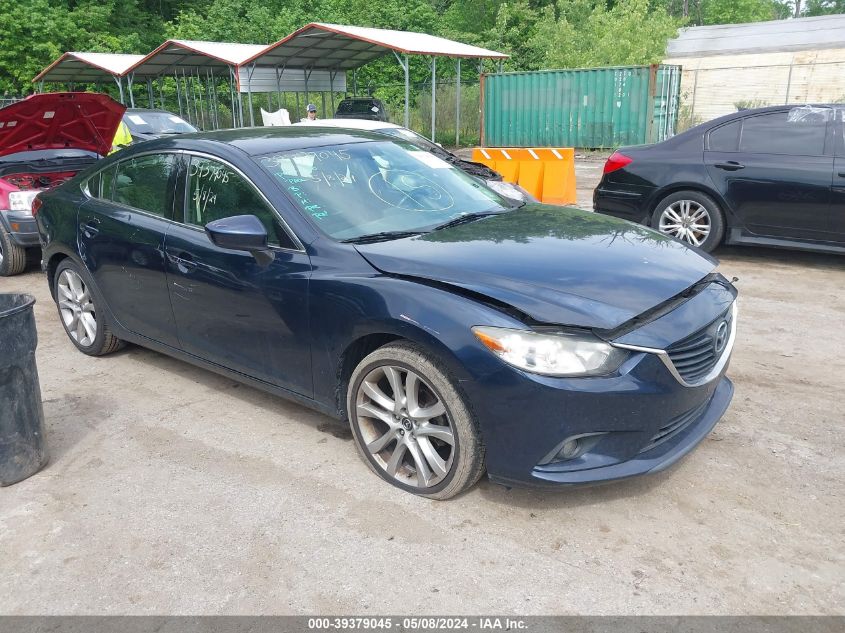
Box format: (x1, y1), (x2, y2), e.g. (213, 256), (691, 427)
(472, 326), (627, 377)
(8, 191), (39, 213)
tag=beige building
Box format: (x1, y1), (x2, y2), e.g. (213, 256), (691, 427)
(664, 15), (845, 129)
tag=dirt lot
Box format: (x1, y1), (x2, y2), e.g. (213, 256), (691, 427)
(0, 162), (843, 614)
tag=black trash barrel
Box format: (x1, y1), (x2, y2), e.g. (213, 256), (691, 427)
(0, 293), (48, 486)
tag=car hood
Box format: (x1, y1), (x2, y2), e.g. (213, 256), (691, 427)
(0, 92), (126, 158)
(354, 205), (717, 330)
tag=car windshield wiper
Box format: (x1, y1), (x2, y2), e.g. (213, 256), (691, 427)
(341, 230), (425, 244)
(430, 211), (504, 232)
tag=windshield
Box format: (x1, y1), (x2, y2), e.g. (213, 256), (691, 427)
(123, 111), (196, 135)
(376, 127), (443, 154)
(258, 140), (509, 241)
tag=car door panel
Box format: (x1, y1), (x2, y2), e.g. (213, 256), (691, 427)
(77, 154), (180, 347)
(829, 110), (845, 241)
(165, 154), (313, 397)
(705, 109), (833, 240)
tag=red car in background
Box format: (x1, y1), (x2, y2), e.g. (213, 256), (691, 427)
(0, 92), (124, 276)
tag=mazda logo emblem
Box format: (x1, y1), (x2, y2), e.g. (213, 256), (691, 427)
(714, 320), (729, 354)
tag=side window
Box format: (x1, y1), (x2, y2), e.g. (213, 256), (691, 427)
(99, 165), (116, 200)
(708, 120), (740, 152)
(114, 153), (176, 217)
(185, 156), (297, 249)
(739, 110), (828, 156)
(86, 171), (101, 197)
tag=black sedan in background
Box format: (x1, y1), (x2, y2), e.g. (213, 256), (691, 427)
(594, 104), (845, 254)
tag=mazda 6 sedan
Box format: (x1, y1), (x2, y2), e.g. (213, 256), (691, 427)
(36, 127), (738, 499)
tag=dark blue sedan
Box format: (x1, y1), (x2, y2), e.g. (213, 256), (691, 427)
(35, 127), (737, 499)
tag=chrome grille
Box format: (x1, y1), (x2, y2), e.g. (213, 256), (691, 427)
(640, 399), (709, 453)
(666, 307), (734, 384)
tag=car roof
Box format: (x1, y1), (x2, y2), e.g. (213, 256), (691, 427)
(121, 126), (393, 156)
(293, 118), (399, 131)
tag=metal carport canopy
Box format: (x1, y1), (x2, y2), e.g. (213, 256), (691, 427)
(125, 40), (268, 78)
(32, 52), (145, 84)
(121, 39), (268, 124)
(241, 22), (509, 69)
(241, 22), (508, 139)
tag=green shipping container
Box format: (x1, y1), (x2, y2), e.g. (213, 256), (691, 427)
(482, 65), (681, 149)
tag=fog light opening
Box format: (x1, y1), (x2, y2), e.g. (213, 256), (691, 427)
(538, 432), (607, 466)
(559, 439), (582, 460)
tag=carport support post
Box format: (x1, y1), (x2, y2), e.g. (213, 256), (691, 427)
(246, 63), (256, 127)
(455, 58), (461, 147)
(114, 77), (125, 105)
(175, 74), (183, 117)
(431, 57), (436, 142)
(147, 79), (154, 108)
(393, 52), (410, 129)
(304, 69), (311, 111)
(127, 74), (136, 108)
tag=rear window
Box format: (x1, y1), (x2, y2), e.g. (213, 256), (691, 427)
(336, 100), (382, 115)
(707, 121), (740, 152)
(113, 154), (176, 217)
(738, 110), (829, 156)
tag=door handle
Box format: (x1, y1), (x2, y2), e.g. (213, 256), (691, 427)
(714, 161), (745, 171)
(80, 220), (100, 238)
(169, 252), (198, 273)
(837, 172), (845, 178)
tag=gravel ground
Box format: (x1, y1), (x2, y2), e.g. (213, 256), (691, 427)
(0, 159), (842, 615)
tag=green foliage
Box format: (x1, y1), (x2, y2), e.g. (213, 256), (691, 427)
(533, 0), (682, 69)
(1, 0), (843, 97)
(804, 0), (845, 15)
(700, 0), (788, 24)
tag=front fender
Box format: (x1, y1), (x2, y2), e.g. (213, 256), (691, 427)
(308, 273), (527, 413)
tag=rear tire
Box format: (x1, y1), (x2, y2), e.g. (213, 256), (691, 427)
(651, 190), (725, 253)
(53, 259), (125, 356)
(0, 226), (27, 276)
(347, 342), (485, 500)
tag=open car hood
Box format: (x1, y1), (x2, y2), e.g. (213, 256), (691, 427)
(0, 92), (126, 159)
(354, 205), (717, 330)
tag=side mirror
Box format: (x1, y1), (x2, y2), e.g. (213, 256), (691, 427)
(205, 215), (274, 265)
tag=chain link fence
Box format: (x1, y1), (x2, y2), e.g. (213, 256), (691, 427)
(678, 60), (845, 131)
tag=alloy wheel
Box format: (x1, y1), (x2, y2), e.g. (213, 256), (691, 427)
(658, 200), (711, 247)
(57, 269), (98, 347)
(355, 364), (456, 489)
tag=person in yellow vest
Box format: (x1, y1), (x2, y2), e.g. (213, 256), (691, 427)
(110, 120), (133, 154)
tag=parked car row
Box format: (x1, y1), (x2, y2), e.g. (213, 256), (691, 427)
(10, 91), (839, 500)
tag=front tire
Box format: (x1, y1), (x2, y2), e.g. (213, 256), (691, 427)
(651, 190), (725, 253)
(347, 342), (485, 500)
(0, 225), (27, 276)
(53, 260), (124, 356)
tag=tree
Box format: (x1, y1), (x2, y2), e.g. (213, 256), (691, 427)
(532, 0), (682, 69)
(699, 0), (788, 24)
(803, 0), (845, 14)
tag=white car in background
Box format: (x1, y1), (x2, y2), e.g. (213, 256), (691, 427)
(292, 118), (531, 204)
